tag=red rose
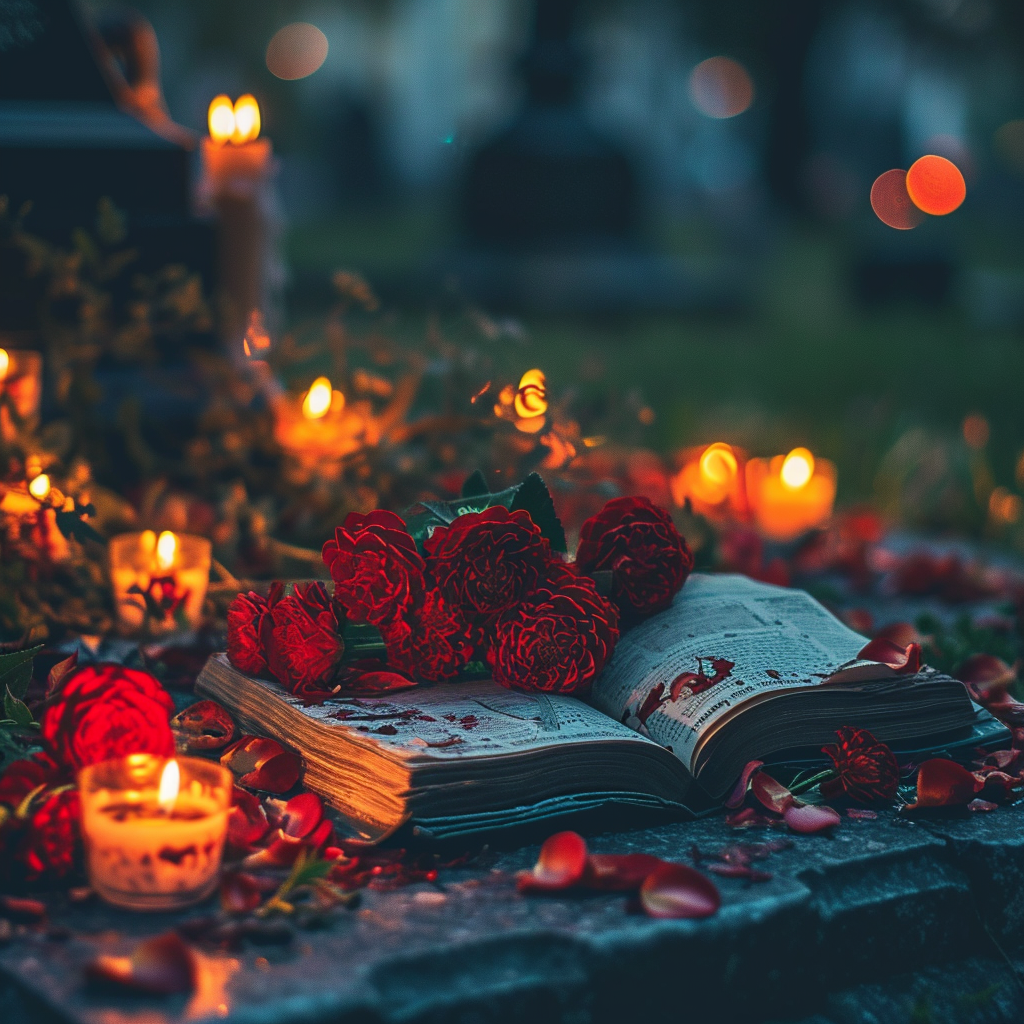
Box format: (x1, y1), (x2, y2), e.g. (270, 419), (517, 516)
(820, 727), (899, 804)
(227, 583), (283, 676)
(0, 753), (63, 809)
(322, 511), (425, 627)
(488, 565), (619, 696)
(261, 582), (345, 698)
(21, 788), (81, 881)
(381, 589), (479, 683)
(575, 496), (692, 621)
(425, 506), (552, 617)
(40, 664), (175, 773)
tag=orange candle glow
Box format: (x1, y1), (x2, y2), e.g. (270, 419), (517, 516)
(0, 347), (42, 441)
(79, 754), (231, 910)
(670, 442), (747, 519)
(746, 448), (837, 541)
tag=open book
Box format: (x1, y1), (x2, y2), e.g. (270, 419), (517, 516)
(196, 574), (999, 843)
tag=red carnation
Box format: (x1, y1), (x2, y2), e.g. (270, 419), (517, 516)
(322, 511), (425, 627)
(20, 788), (81, 881)
(0, 753), (63, 809)
(227, 583), (283, 676)
(820, 727), (899, 804)
(381, 589), (479, 684)
(262, 582), (345, 698)
(488, 565), (619, 696)
(575, 496), (692, 621)
(425, 506), (552, 617)
(40, 664), (175, 773)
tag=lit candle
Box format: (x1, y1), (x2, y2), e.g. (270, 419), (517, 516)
(670, 442), (747, 520)
(199, 95), (276, 347)
(79, 754), (232, 910)
(745, 447), (837, 541)
(0, 347), (43, 441)
(273, 376), (375, 481)
(109, 530), (212, 633)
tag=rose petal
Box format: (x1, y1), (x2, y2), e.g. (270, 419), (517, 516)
(955, 654), (1016, 696)
(517, 831), (588, 892)
(242, 831), (307, 869)
(306, 818), (334, 851)
(874, 622), (927, 649)
(750, 772), (795, 814)
(221, 736), (286, 776)
(639, 863), (721, 919)
(905, 758), (982, 809)
(239, 751), (301, 794)
(221, 871), (263, 915)
(857, 638), (922, 675)
(783, 803), (841, 834)
(584, 853), (665, 891)
(968, 798), (999, 813)
(172, 700), (237, 753)
(724, 759), (764, 810)
(343, 671), (420, 696)
(227, 787), (269, 848)
(846, 808), (879, 820)
(87, 933), (196, 995)
(706, 863), (772, 882)
(277, 792), (323, 840)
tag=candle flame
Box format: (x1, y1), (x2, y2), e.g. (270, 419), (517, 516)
(156, 530), (178, 571)
(208, 95), (236, 145)
(302, 376), (333, 419)
(514, 368), (547, 419)
(780, 448), (815, 490)
(28, 473), (50, 500)
(0, 348), (8, 380)
(699, 443), (738, 487)
(232, 95), (261, 144)
(158, 759), (180, 812)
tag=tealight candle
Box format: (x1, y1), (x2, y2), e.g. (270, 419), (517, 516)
(273, 376), (377, 482)
(746, 447), (837, 541)
(79, 755), (232, 910)
(0, 347), (42, 441)
(109, 530), (212, 633)
(670, 442), (748, 520)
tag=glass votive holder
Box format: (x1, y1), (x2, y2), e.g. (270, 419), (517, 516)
(78, 754), (232, 911)
(109, 530), (212, 634)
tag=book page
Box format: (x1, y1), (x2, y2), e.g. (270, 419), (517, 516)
(206, 660), (654, 762)
(589, 574), (874, 772)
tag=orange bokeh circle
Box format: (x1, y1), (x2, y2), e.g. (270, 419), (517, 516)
(906, 155), (966, 216)
(870, 169), (924, 230)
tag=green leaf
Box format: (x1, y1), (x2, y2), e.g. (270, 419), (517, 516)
(404, 473), (566, 552)
(55, 508), (105, 544)
(0, 645), (42, 701)
(4, 686), (34, 728)
(460, 470), (490, 498)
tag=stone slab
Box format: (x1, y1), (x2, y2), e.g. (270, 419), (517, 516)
(3, 802), (1023, 1024)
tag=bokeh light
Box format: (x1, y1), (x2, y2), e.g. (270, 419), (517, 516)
(231, 95), (261, 144)
(906, 155), (966, 216)
(962, 413), (990, 450)
(266, 23), (329, 81)
(156, 530), (178, 571)
(780, 448), (815, 490)
(514, 369), (547, 420)
(0, 348), (9, 380)
(989, 487), (1022, 525)
(700, 443), (739, 490)
(207, 95), (235, 144)
(28, 473), (50, 500)
(688, 57), (754, 119)
(302, 377), (334, 419)
(870, 169), (925, 230)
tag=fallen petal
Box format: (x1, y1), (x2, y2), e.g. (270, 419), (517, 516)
(706, 863), (772, 882)
(874, 622), (928, 649)
(343, 671), (419, 695)
(846, 808), (879, 820)
(239, 751), (301, 794)
(724, 760), (764, 810)
(242, 831), (307, 869)
(750, 772), (795, 815)
(639, 863), (721, 919)
(87, 932), (197, 995)
(584, 853), (665, 891)
(221, 736), (286, 777)
(783, 803), (841, 834)
(278, 792), (323, 840)
(227, 787), (269, 849)
(517, 831), (588, 892)
(221, 872), (263, 915)
(173, 700), (237, 753)
(857, 638), (922, 675)
(968, 799), (999, 813)
(954, 654), (1016, 697)
(906, 758), (983, 809)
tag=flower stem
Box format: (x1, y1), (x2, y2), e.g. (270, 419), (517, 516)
(789, 769), (836, 796)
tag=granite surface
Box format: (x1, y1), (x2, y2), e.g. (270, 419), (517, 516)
(2, 803), (1024, 1024)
